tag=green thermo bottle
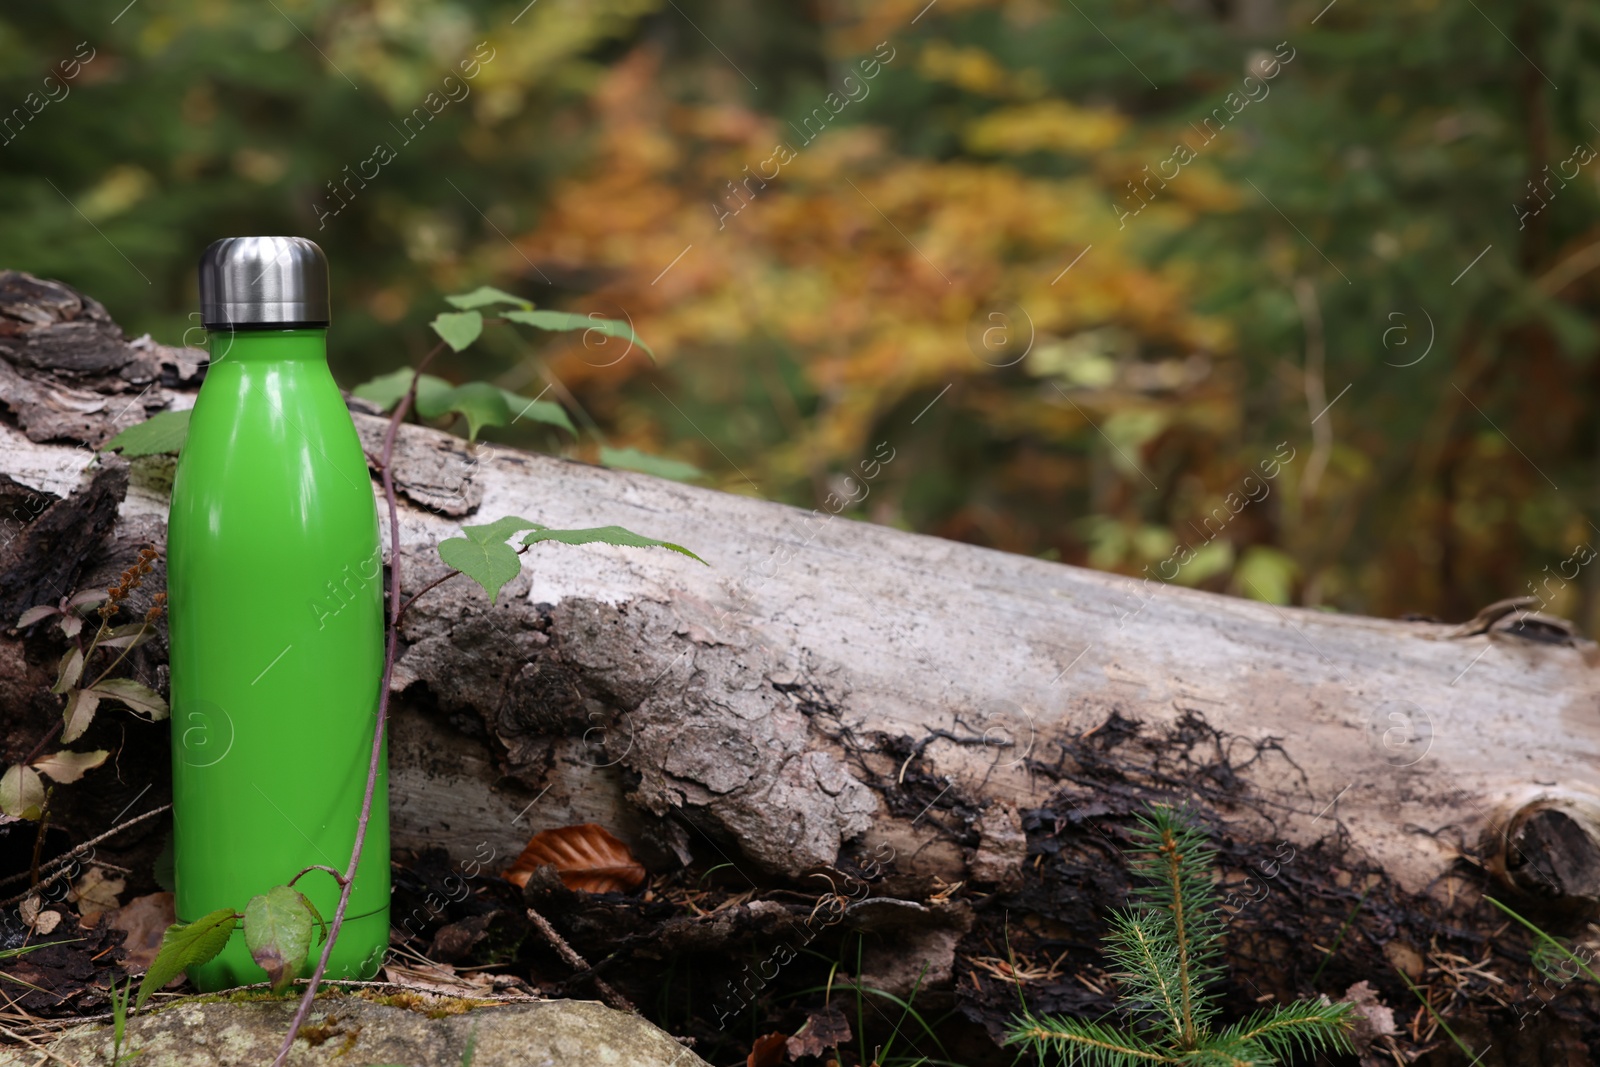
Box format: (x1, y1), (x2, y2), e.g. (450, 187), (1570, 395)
(167, 236), (389, 990)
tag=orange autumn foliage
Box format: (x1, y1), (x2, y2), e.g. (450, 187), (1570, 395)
(506, 46), (1237, 564)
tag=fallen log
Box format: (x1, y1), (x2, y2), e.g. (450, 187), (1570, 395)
(3, 270), (1597, 1061)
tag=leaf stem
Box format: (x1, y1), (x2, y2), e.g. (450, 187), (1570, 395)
(286, 865), (348, 889)
(29, 791), (53, 894)
(20, 721), (65, 770)
(83, 618), (153, 692)
(271, 340), (446, 1067)
(392, 570), (461, 630)
(394, 545), (531, 630)
(21, 609), (120, 767)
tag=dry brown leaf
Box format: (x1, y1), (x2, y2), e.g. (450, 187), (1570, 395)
(18, 895), (62, 935)
(1383, 940), (1424, 980)
(69, 866), (126, 926)
(501, 823), (646, 893)
(381, 963), (539, 1002)
(108, 892), (176, 970)
(787, 1005), (851, 1060)
(748, 1031), (788, 1067)
(383, 961), (478, 996)
(1343, 980), (1397, 1050)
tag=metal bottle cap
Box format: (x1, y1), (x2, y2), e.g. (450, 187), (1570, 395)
(198, 236), (330, 330)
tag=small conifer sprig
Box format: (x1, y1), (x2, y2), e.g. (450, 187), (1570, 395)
(1006, 803), (1353, 1066)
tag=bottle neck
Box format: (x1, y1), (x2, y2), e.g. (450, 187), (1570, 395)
(209, 327), (328, 364)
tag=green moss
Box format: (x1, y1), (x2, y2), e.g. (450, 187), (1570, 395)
(350, 989), (498, 1016)
(334, 1025), (363, 1058)
(298, 1013), (345, 1046)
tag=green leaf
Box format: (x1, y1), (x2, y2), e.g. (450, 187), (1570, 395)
(499, 390), (576, 434)
(520, 525), (706, 564)
(431, 310), (484, 352)
(101, 409), (191, 457)
(599, 446), (704, 482)
(17, 605), (59, 628)
(502, 309), (656, 362)
(438, 515), (542, 606)
(91, 678), (169, 722)
(432, 381), (510, 442)
(357, 369), (574, 439)
(51, 646), (84, 694)
(352, 369), (453, 415)
(111, 975), (129, 1055)
(1233, 546), (1296, 606)
(444, 285), (532, 311)
(0, 765), (45, 820)
(409, 380), (458, 421)
(412, 376), (457, 416)
(244, 886), (317, 992)
(350, 368), (411, 410)
(97, 622), (154, 650)
(32, 749), (109, 784)
(61, 689), (101, 743)
(460, 515), (543, 544)
(0, 939), (85, 961)
(301, 894), (329, 945)
(438, 537), (522, 605)
(136, 908), (237, 1009)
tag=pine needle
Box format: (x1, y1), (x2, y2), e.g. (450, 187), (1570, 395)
(1006, 802), (1354, 1067)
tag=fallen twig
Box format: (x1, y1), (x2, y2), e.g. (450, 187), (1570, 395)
(524, 906), (637, 1014)
(0, 1024), (82, 1067)
(0, 805), (172, 907)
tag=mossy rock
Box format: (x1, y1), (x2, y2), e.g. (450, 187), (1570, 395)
(28, 992), (709, 1066)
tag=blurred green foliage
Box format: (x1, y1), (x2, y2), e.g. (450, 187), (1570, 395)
(4, 0), (1600, 628)
(0, 0), (652, 378)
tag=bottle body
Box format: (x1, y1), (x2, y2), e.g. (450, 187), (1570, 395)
(167, 328), (388, 990)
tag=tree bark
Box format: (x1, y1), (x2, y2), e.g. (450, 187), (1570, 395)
(4, 272), (1598, 1059)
